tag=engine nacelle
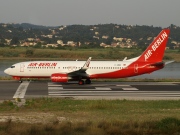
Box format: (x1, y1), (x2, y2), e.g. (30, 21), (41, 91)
(51, 73), (68, 82)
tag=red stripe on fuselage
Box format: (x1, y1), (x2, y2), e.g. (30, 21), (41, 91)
(89, 62), (164, 79)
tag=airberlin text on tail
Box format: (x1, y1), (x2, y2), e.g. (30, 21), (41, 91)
(151, 32), (168, 52)
(139, 29), (170, 62)
(144, 31), (168, 61)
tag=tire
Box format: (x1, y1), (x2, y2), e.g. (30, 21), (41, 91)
(85, 79), (91, 84)
(78, 80), (84, 85)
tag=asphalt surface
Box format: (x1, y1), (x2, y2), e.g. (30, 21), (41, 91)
(0, 81), (180, 100)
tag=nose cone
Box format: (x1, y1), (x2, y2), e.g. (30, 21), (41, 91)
(4, 68), (10, 75)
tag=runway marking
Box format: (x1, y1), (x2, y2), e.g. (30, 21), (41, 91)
(95, 87), (111, 90)
(157, 82), (178, 85)
(124, 82), (178, 86)
(49, 92), (62, 94)
(48, 83), (63, 97)
(116, 84), (139, 91)
(122, 88), (139, 91)
(48, 91), (180, 97)
(48, 87), (63, 90)
(13, 81), (30, 99)
(48, 85), (62, 87)
(116, 85), (130, 87)
(48, 82), (62, 87)
(46, 82), (180, 98)
(47, 83), (140, 96)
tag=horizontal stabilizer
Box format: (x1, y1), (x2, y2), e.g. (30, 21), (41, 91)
(165, 61), (174, 65)
(150, 60), (174, 67)
(150, 62), (164, 67)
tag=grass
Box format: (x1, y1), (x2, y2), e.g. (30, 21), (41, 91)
(1, 119), (180, 135)
(0, 76), (12, 80)
(0, 47), (179, 61)
(0, 99), (180, 134)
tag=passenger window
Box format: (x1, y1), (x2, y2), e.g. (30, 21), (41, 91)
(11, 66), (15, 68)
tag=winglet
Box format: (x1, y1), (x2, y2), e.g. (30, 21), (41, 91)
(82, 57), (92, 70)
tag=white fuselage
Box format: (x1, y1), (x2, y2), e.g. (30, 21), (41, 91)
(4, 60), (133, 78)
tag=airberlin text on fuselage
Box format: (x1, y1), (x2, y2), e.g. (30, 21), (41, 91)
(28, 62), (57, 67)
(144, 31), (168, 61)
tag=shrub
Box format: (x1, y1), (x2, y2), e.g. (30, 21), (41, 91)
(156, 117), (180, 133)
(26, 49), (34, 57)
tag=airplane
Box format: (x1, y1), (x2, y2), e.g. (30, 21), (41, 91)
(4, 28), (172, 85)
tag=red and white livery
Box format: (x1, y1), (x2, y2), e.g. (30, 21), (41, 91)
(4, 29), (172, 85)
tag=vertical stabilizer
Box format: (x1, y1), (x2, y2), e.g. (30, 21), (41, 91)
(137, 29), (170, 62)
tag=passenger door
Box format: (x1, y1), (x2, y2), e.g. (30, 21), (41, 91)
(20, 63), (24, 72)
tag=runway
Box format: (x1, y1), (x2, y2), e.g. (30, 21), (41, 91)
(0, 81), (180, 100)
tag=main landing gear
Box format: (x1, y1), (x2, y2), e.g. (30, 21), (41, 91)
(85, 79), (91, 84)
(18, 78), (31, 83)
(78, 80), (84, 85)
(78, 79), (91, 85)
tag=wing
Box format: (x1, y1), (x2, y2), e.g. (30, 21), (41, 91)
(68, 57), (92, 78)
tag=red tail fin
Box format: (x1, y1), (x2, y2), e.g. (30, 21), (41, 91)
(137, 29), (170, 62)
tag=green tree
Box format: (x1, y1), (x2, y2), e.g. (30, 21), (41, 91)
(10, 37), (20, 45)
(0, 43), (5, 47)
(138, 40), (146, 51)
(34, 42), (42, 48)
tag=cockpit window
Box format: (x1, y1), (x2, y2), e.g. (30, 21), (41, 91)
(11, 66), (15, 68)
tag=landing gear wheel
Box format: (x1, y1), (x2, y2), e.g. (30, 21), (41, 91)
(19, 80), (22, 83)
(78, 80), (84, 85)
(85, 79), (91, 84)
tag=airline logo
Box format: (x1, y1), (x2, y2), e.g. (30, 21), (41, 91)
(28, 62), (57, 67)
(144, 31), (168, 61)
(51, 76), (65, 79)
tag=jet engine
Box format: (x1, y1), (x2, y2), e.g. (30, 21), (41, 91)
(51, 73), (68, 82)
